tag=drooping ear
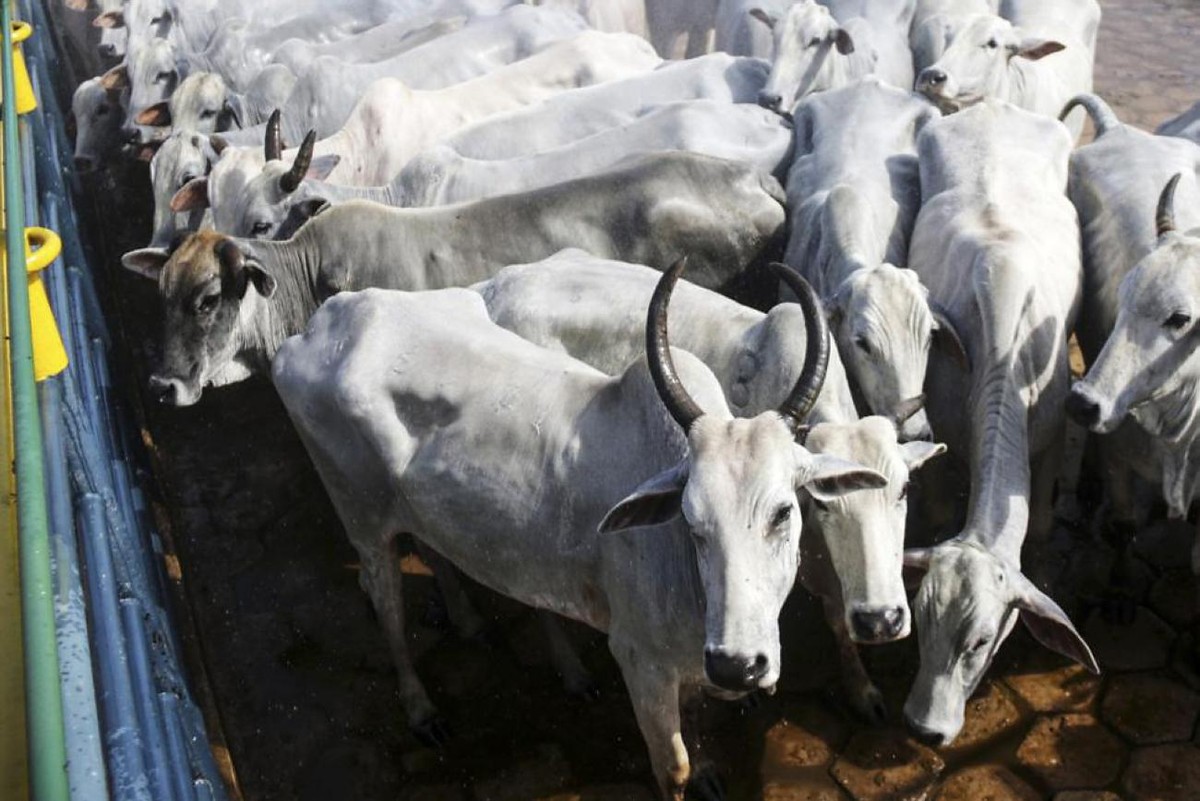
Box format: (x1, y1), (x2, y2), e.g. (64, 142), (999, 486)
(902, 545), (937, 586)
(136, 101), (171, 127)
(65, 0), (91, 12)
(219, 96), (244, 130)
(215, 238), (275, 298)
(833, 28), (855, 55)
(100, 64), (128, 91)
(170, 177), (210, 212)
(798, 449), (888, 502)
(306, 154), (340, 181)
(122, 247), (170, 280)
(133, 143), (159, 162)
(749, 8), (777, 29)
(1011, 571), (1100, 674)
(208, 135), (229, 158)
(1013, 37), (1065, 61)
(244, 256), (277, 298)
(295, 196), (330, 221)
(92, 9), (124, 27)
(598, 462), (688, 533)
(901, 441), (947, 472)
(931, 302), (970, 372)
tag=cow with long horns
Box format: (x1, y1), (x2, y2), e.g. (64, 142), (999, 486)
(270, 263), (886, 799)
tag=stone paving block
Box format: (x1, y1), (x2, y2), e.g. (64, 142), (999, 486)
(1004, 664), (1100, 714)
(830, 729), (945, 801)
(766, 700), (851, 770)
(943, 682), (1027, 755)
(1123, 743), (1200, 801)
(1015, 714), (1126, 790)
(1082, 607), (1175, 672)
(933, 765), (1039, 801)
(1149, 570), (1198, 629)
(762, 772), (849, 801)
(1102, 672), (1200, 745)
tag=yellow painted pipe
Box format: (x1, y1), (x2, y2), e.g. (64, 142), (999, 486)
(10, 22), (35, 116)
(23, 228), (66, 382)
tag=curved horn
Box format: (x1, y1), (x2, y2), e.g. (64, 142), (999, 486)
(264, 109), (283, 161)
(279, 130), (315, 194)
(1156, 173), (1181, 239)
(646, 257), (705, 432)
(891, 394), (926, 426)
(770, 263), (830, 429)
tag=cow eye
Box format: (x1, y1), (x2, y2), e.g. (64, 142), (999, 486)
(250, 221), (272, 237)
(179, 173), (196, 188)
(771, 504), (792, 529)
(854, 336), (873, 356)
(199, 108), (216, 120)
(156, 71), (173, 83)
(1164, 312), (1191, 331)
(196, 294), (219, 314)
(967, 636), (990, 655)
(809, 37), (822, 47)
(986, 38), (999, 49)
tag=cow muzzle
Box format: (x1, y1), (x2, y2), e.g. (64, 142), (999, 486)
(849, 605), (909, 643)
(148, 374), (201, 407)
(1065, 382), (1114, 432)
(704, 647), (770, 692)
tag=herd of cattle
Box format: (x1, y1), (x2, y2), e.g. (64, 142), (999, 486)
(55, 0), (1200, 797)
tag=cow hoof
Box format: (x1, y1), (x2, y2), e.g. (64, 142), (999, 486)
(851, 685), (888, 725)
(411, 715), (453, 749)
(686, 767), (725, 801)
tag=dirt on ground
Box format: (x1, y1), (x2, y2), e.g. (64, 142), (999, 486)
(65, 0), (1200, 799)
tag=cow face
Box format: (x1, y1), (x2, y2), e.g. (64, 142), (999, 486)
(804, 418), (946, 643)
(119, 38), (183, 144)
(145, 132), (222, 248)
(828, 265), (952, 442)
(902, 542), (1097, 746)
(221, 145), (340, 240)
(1069, 233), (1200, 437)
(70, 77), (124, 174)
(915, 15), (1065, 113)
(599, 261), (887, 694)
(752, 1), (858, 113)
(137, 72), (241, 134)
(121, 231), (276, 406)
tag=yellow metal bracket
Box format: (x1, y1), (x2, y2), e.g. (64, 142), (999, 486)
(23, 227), (66, 382)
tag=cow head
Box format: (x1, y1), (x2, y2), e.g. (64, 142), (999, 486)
(92, 8), (128, 62)
(902, 540), (1097, 746)
(70, 77), (125, 174)
(915, 15), (1065, 113)
(1068, 174), (1200, 437)
(116, 37), (185, 144)
(137, 72), (243, 134)
(121, 230), (276, 406)
(600, 261), (887, 694)
(220, 116), (340, 239)
(804, 417), (945, 643)
(751, 1), (861, 113)
(826, 262), (967, 442)
(139, 131), (224, 249)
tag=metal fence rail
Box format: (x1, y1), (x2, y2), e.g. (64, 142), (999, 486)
(3, 0), (231, 798)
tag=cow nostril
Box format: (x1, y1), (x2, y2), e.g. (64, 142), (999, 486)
(919, 69), (947, 88)
(905, 716), (947, 748)
(1065, 389), (1101, 428)
(757, 91), (783, 111)
(148, 376), (178, 405)
(121, 127), (140, 144)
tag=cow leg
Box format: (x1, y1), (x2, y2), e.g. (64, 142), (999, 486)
(413, 540), (487, 639)
(822, 595), (886, 724)
(358, 534), (447, 747)
(1029, 429), (1066, 544)
(539, 611), (598, 699)
(610, 641), (691, 801)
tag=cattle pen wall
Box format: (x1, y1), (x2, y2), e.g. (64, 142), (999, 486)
(1, 0), (230, 799)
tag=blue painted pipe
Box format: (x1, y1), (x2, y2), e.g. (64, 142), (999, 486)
(119, 597), (177, 801)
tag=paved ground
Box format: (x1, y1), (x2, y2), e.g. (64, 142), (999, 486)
(68, 0), (1200, 799)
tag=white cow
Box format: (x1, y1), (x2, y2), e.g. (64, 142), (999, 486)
(209, 99), (792, 239)
(270, 267), (885, 799)
(121, 152), (786, 404)
(268, 14), (468, 74)
(784, 79), (957, 441)
(902, 100), (1097, 746)
(135, 67), (297, 134)
(820, 0), (916, 90)
(1158, 100), (1200, 145)
(475, 251), (947, 719)
(715, 0), (796, 58)
(908, 0), (997, 73)
(443, 53), (770, 160)
(914, 0), (1100, 139)
(1066, 177), (1200, 572)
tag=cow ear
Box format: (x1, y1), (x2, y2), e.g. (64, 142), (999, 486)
(798, 449), (887, 502)
(1013, 37), (1065, 61)
(931, 304), (969, 372)
(65, 0), (91, 11)
(136, 101), (171, 127)
(170, 177), (210, 212)
(306, 154), (340, 181)
(208, 135), (229, 158)
(133, 142), (160, 162)
(901, 441), (947, 472)
(100, 64), (128, 91)
(902, 546), (936, 587)
(92, 9), (124, 27)
(244, 257), (277, 299)
(295, 197), (330, 221)
(834, 28), (855, 55)
(122, 248), (169, 280)
(748, 8), (777, 29)
(1012, 572), (1099, 674)
(598, 462), (688, 533)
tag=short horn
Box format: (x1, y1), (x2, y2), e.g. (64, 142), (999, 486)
(646, 257), (705, 432)
(264, 109), (283, 161)
(279, 130), (315, 194)
(1156, 173), (1181, 239)
(770, 263), (830, 429)
(892, 394), (926, 426)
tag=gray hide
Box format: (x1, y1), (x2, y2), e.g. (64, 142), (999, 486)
(903, 100), (1096, 746)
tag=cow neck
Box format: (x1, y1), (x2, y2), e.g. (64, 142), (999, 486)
(236, 232), (322, 364)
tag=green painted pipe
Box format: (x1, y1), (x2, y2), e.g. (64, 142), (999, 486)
(2, 7), (69, 800)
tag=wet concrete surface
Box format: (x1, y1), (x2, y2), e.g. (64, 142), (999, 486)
(69, 0), (1200, 799)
